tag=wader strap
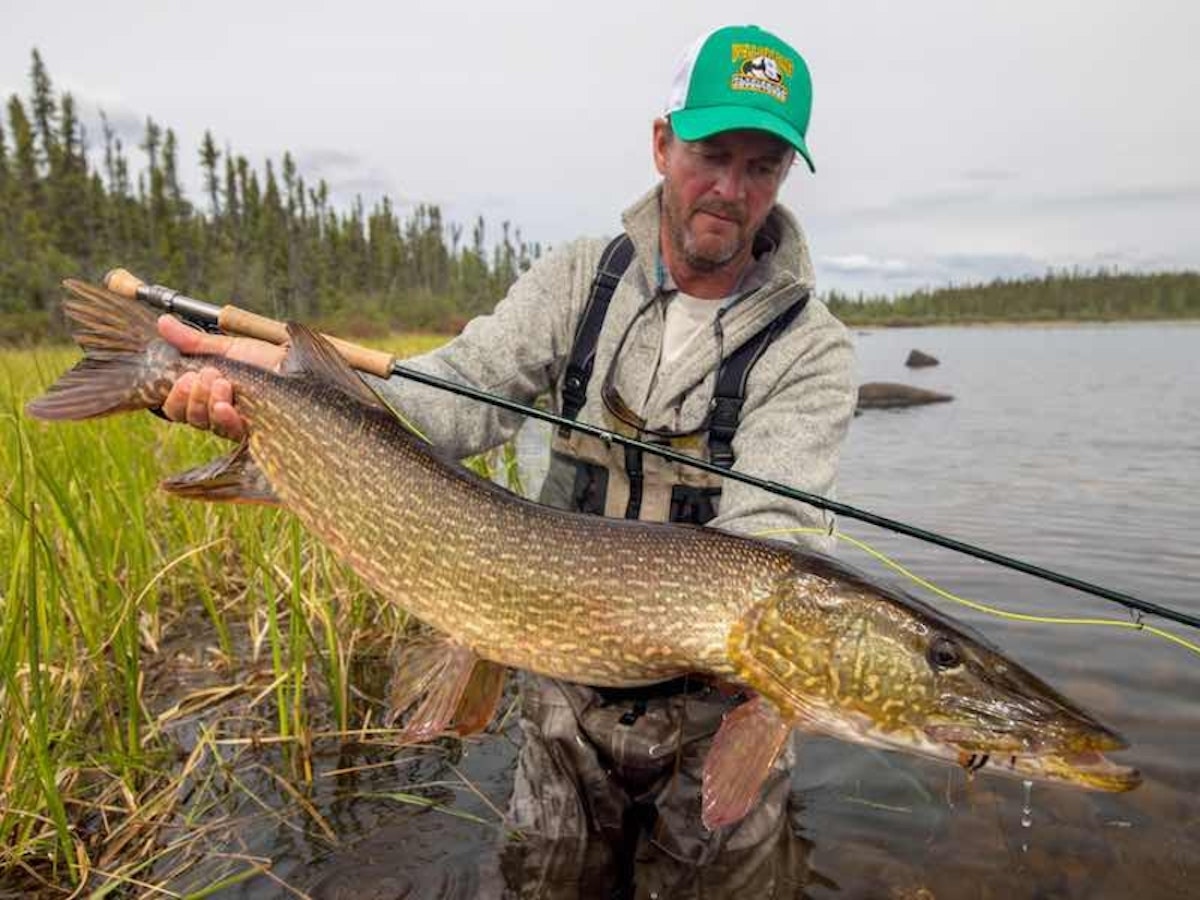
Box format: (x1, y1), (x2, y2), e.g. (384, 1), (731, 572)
(560, 233), (636, 429)
(623, 445), (644, 519)
(669, 484), (721, 525)
(707, 293), (810, 470)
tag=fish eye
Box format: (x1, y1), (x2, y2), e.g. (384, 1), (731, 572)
(927, 636), (963, 671)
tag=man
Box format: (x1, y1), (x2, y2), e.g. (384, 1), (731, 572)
(159, 24), (855, 898)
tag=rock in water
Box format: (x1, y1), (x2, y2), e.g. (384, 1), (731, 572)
(857, 382), (953, 410)
(906, 349), (940, 368)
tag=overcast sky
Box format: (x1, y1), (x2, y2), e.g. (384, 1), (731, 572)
(2, 0), (1197, 296)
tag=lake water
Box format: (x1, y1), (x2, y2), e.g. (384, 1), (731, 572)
(219, 322), (1199, 899)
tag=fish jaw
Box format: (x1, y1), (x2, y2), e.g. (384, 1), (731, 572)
(1003, 749), (1141, 792)
(923, 722), (1141, 792)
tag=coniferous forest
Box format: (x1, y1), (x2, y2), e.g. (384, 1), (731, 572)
(1, 49), (1197, 345)
(0, 50), (540, 343)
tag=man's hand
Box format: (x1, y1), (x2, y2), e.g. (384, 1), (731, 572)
(157, 315), (287, 441)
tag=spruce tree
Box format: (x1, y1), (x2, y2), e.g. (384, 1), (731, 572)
(199, 130), (221, 217)
(29, 50), (59, 180)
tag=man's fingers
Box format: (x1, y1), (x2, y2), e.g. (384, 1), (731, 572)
(161, 371), (198, 423)
(155, 311), (278, 442)
(186, 368), (218, 430)
(160, 368), (244, 440)
(157, 314), (288, 371)
(210, 378), (234, 408)
(209, 380), (245, 441)
(157, 314), (234, 356)
(211, 401), (245, 441)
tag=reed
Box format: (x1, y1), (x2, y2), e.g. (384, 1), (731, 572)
(0, 333), (489, 894)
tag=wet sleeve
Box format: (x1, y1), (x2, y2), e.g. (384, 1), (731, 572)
(366, 239), (601, 459)
(707, 308), (857, 554)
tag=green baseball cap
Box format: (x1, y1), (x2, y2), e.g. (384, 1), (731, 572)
(665, 25), (815, 173)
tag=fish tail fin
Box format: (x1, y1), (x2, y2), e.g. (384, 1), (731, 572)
(26, 279), (179, 421)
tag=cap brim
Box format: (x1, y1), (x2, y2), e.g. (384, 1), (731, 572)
(670, 105), (815, 173)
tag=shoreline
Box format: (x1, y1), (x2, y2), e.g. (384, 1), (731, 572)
(843, 316), (1200, 330)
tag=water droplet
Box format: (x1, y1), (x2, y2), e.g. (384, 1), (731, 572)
(1021, 779), (1034, 829)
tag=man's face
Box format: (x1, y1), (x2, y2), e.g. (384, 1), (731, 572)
(654, 121), (792, 275)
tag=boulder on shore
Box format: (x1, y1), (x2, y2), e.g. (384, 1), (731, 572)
(857, 382), (953, 411)
(905, 349), (940, 368)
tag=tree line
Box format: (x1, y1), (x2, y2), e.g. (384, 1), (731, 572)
(825, 269), (1200, 326)
(2, 49), (1197, 345)
(0, 50), (539, 342)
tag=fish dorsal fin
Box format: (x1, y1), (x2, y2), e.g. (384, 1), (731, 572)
(281, 323), (385, 409)
(702, 695), (792, 830)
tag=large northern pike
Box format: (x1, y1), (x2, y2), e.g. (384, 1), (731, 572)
(29, 280), (1139, 828)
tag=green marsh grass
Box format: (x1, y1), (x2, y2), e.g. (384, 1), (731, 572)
(0, 333), (507, 894)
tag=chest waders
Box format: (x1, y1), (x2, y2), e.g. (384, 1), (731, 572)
(554, 233), (808, 526)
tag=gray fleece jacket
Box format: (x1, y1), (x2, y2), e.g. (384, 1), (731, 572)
(371, 185), (857, 551)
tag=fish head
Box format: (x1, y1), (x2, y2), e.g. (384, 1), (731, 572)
(733, 552), (1140, 792)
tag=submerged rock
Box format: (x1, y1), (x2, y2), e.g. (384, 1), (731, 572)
(857, 382), (954, 410)
(905, 349), (940, 368)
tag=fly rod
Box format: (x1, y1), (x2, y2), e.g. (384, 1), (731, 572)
(100, 268), (1200, 632)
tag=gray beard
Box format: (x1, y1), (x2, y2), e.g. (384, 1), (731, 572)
(667, 211), (743, 274)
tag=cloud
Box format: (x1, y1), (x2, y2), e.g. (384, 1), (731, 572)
(828, 181), (1200, 226)
(292, 147), (407, 205)
(961, 167), (1017, 182)
(932, 252), (1045, 280)
(816, 247), (1200, 299)
(58, 92), (147, 152)
(294, 148), (363, 171)
(1027, 183), (1200, 213)
(822, 254), (915, 277)
(817, 251), (1053, 297)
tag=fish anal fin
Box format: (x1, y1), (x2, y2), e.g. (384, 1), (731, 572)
(159, 441), (280, 505)
(451, 660), (508, 736)
(388, 636), (480, 742)
(702, 696), (792, 831)
(282, 323), (384, 409)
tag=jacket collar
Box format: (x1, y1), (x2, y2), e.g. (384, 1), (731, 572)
(609, 185), (817, 428)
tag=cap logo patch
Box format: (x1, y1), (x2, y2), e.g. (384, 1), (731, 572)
(730, 43), (793, 103)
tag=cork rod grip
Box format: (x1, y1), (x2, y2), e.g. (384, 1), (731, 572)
(102, 267), (396, 378)
(103, 267), (146, 299)
(217, 306), (396, 378)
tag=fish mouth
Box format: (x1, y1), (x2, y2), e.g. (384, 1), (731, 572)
(1004, 749), (1141, 792)
(923, 724), (1141, 792)
(949, 746), (1142, 792)
(789, 708), (1141, 793)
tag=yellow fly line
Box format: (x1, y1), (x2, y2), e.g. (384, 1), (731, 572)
(754, 527), (1200, 660)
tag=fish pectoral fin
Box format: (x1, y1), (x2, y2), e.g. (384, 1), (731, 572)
(702, 695), (792, 831)
(450, 660), (508, 737)
(388, 637), (493, 742)
(159, 441), (280, 505)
